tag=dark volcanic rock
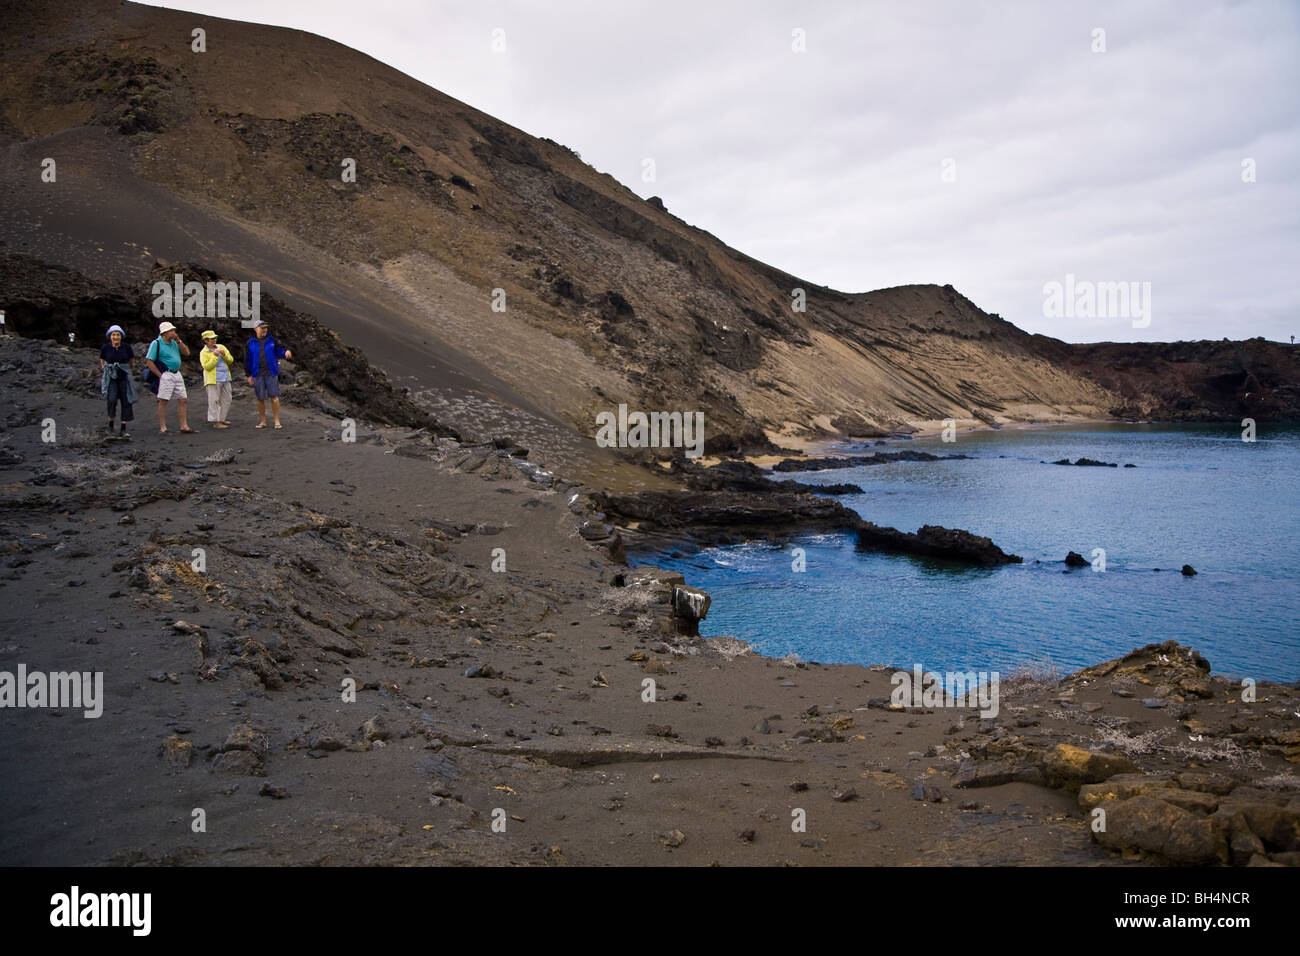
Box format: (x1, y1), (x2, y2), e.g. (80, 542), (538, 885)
(1064, 551), (1089, 567)
(599, 487), (1019, 566)
(855, 523), (1022, 567)
(773, 450), (970, 472)
(1052, 457), (1118, 467)
(952, 758), (1016, 789)
(912, 782), (943, 803)
(596, 489), (854, 536)
(811, 482), (866, 495)
(1037, 336), (1300, 422)
(669, 458), (862, 496)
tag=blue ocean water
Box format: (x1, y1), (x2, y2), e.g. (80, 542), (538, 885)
(634, 424), (1300, 682)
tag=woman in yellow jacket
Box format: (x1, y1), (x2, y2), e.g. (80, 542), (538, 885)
(199, 330), (236, 429)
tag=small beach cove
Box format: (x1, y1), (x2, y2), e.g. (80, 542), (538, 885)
(632, 423), (1300, 682)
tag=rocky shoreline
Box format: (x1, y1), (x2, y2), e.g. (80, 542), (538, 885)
(2, 333), (1296, 867)
(771, 450), (972, 472)
(596, 457), (1021, 565)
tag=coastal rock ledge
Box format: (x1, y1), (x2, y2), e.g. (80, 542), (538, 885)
(946, 641), (1300, 867)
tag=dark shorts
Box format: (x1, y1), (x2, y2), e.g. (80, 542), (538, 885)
(253, 373), (280, 400)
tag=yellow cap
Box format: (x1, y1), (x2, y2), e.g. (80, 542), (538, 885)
(201, 330), (218, 339)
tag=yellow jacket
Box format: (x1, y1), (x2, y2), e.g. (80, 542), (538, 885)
(199, 344), (235, 386)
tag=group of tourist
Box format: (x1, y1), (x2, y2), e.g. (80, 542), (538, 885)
(98, 321), (293, 438)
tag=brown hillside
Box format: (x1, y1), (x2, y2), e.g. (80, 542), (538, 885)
(0, 0), (1183, 466)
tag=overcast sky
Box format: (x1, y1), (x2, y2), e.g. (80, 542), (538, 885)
(154, 0), (1299, 343)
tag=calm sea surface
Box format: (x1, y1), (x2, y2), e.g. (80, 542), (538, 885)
(632, 424), (1300, 682)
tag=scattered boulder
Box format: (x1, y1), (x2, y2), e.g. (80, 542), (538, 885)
(1093, 794), (1229, 864)
(235, 638), (283, 689)
(212, 724), (270, 776)
(952, 758), (1021, 789)
(658, 828), (686, 848)
(1043, 743), (1137, 791)
(912, 782), (944, 803)
(212, 749), (266, 776)
(305, 726), (348, 752)
(671, 584), (710, 636)
(793, 721), (844, 744)
(159, 734), (194, 769)
(578, 519), (626, 564)
(360, 715), (390, 742)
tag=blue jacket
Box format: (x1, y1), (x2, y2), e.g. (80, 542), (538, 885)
(101, 362), (137, 404)
(246, 334), (288, 377)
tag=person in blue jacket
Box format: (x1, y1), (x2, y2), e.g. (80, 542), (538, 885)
(245, 320), (293, 429)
